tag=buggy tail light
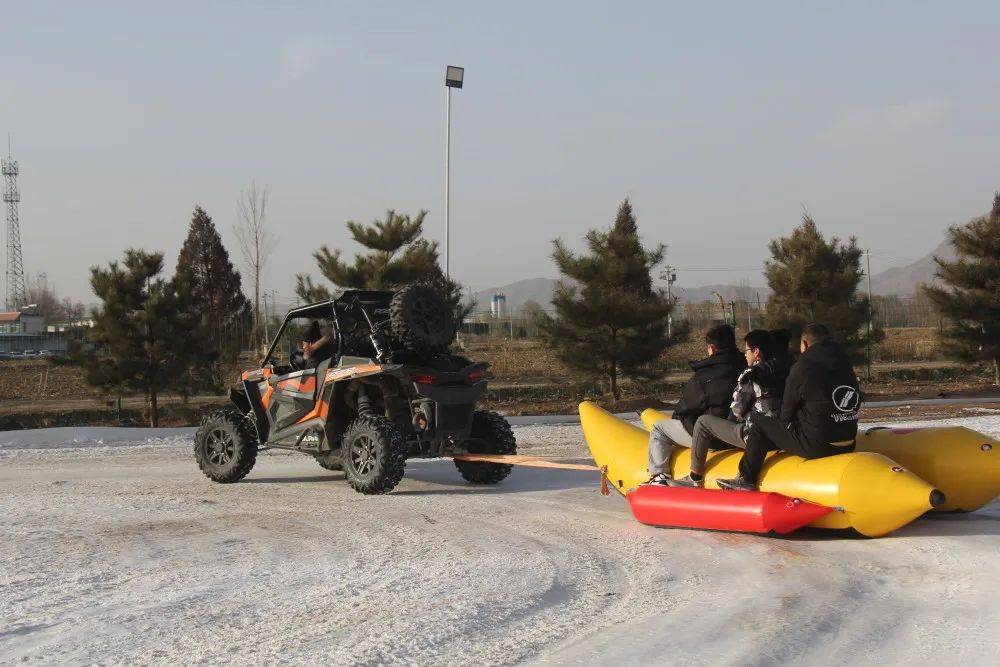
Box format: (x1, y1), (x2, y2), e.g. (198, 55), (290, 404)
(467, 369), (487, 382)
(408, 373), (437, 385)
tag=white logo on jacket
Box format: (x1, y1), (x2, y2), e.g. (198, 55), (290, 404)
(832, 385), (860, 413)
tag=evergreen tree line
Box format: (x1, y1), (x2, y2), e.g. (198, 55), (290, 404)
(67, 189), (1000, 424)
(68, 204), (471, 426)
(66, 206), (252, 426)
(541, 192), (1000, 397)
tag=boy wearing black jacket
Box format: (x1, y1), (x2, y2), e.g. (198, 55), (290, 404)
(646, 324), (746, 484)
(668, 329), (790, 487)
(718, 323), (861, 490)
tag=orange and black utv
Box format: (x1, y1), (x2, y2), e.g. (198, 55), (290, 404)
(193, 283), (515, 494)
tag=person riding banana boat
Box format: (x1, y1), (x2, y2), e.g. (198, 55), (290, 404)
(715, 323), (861, 491)
(585, 322), (932, 539)
(586, 324), (998, 536)
(664, 328), (791, 488)
(646, 324), (745, 485)
(647, 322), (856, 491)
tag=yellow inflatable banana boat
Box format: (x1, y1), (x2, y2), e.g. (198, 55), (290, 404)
(639, 409), (1000, 513)
(580, 402), (940, 537)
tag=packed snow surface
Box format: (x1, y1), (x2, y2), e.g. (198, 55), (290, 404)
(1, 417), (998, 665)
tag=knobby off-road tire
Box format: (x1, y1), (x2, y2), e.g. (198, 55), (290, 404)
(194, 407), (258, 483)
(341, 414), (407, 495)
(314, 451), (344, 472)
(390, 282), (457, 355)
(455, 411), (517, 484)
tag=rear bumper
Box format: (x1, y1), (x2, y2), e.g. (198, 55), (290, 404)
(411, 381), (486, 440)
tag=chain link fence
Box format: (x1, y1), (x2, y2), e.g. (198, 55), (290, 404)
(871, 293), (943, 329)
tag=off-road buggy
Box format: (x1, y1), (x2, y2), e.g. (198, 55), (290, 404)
(193, 282), (516, 494)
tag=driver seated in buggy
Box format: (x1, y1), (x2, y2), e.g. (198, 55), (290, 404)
(299, 320), (338, 369)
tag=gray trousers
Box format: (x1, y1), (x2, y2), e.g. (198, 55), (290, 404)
(647, 419), (693, 475)
(690, 414), (747, 476)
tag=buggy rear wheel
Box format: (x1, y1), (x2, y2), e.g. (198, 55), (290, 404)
(455, 411), (516, 484)
(194, 407), (258, 483)
(341, 414), (407, 494)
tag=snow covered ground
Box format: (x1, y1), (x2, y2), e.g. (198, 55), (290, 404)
(1, 417), (998, 665)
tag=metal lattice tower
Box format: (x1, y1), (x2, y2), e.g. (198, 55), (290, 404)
(2, 144), (26, 311)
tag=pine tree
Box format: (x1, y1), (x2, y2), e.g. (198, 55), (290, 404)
(294, 274), (332, 303)
(764, 215), (870, 350)
(923, 193), (1000, 385)
(68, 250), (201, 426)
(540, 199), (676, 400)
(296, 209), (472, 319)
(176, 206), (251, 373)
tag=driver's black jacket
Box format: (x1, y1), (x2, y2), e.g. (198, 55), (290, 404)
(780, 340), (860, 448)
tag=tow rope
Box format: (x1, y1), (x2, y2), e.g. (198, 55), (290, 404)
(449, 454), (612, 496)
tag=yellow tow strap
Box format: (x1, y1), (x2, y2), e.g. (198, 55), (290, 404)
(449, 455), (612, 496)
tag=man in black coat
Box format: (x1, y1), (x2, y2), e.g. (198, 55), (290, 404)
(668, 329), (791, 487)
(646, 324), (747, 484)
(718, 323), (861, 490)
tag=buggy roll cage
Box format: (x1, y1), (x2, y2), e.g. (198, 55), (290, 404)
(258, 290), (395, 368)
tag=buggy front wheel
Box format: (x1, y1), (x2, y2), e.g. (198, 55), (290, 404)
(194, 407), (258, 483)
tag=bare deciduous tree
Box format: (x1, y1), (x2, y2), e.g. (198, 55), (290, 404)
(25, 273), (86, 322)
(234, 180), (276, 345)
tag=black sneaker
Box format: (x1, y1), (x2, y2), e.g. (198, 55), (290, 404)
(644, 473), (672, 486)
(716, 476), (757, 491)
(666, 474), (703, 488)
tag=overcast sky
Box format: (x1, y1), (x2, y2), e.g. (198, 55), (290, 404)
(4, 2), (1000, 304)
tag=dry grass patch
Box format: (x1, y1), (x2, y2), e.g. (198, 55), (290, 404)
(875, 327), (940, 362)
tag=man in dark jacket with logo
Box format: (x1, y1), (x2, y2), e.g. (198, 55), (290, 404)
(646, 324), (747, 484)
(668, 329), (791, 487)
(718, 323), (861, 490)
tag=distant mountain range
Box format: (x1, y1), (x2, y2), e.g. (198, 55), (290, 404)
(470, 239), (954, 312)
(870, 239), (954, 296)
(470, 278), (771, 313)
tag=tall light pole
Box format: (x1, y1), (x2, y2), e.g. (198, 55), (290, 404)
(444, 65), (464, 280)
(864, 249), (874, 382)
(660, 265), (677, 338)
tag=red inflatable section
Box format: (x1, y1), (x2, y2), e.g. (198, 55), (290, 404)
(627, 485), (834, 534)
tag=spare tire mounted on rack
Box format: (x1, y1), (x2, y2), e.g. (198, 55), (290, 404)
(390, 282), (456, 355)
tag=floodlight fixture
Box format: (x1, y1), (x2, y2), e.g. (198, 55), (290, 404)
(445, 65), (464, 89)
